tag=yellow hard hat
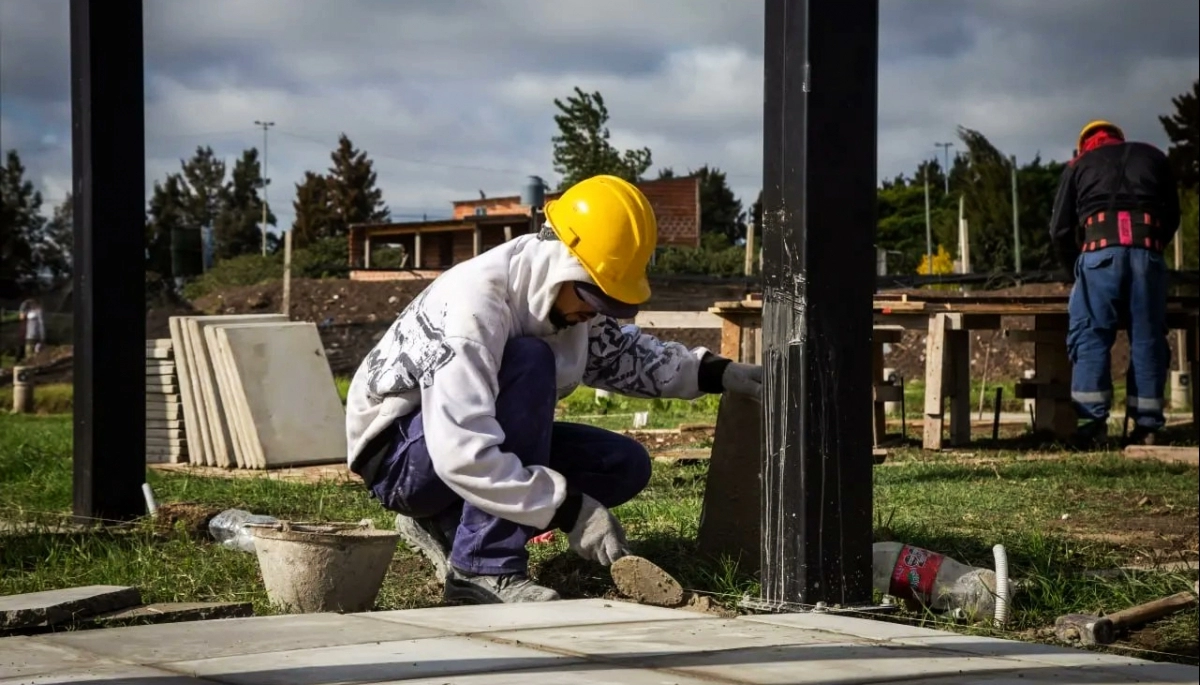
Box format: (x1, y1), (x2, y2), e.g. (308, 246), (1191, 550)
(543, 175), (657, 305)
(1077, 120), (1124, 149)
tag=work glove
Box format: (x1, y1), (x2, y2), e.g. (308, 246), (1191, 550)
(567, 493), (630, 567)
(722, 362), (763, 398)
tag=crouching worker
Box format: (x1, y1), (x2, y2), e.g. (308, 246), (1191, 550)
(346, 175), (762, 605)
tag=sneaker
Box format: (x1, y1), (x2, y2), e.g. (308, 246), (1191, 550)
(443, 567), (561, 605)
(395, 514), (451, 582)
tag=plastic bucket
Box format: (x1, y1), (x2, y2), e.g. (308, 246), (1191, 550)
(250, 521), (400, 613)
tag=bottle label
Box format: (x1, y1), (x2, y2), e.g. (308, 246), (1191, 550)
(889, 545), (945, 603)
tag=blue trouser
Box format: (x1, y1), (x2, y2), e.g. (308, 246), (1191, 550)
(1067, 246), (1170, 431)
(368, 337), (652, 575)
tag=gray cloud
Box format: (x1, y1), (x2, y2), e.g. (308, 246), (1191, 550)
(1, 0), (1196, 228)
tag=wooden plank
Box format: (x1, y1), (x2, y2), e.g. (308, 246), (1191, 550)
(634, 311), (723, 329)
(1033, 314), (1076, 437)
(719, 318), (742, 361)
(948, 328), (971, 446)
(923, 313), (948, 450)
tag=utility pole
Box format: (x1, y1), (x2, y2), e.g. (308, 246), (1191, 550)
(935, 142), (954, 195)
(255, 120), (274, 256)
(924, 165), (933, 274)
(744, 219), (756, 276)
(1011, 154), (1022, 273)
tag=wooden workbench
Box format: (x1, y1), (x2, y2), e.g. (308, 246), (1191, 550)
(709, 295), (1199, 449)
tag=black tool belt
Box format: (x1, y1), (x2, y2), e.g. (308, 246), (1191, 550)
(1081, 211), (1166, 253)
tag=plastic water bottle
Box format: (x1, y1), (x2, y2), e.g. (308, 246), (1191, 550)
(873, 542), (1002, 622)
(208, 509), (280, 553)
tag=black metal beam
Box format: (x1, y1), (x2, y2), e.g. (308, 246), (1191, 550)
(70, 0), (146, 522)
(759, 0), (879, 608)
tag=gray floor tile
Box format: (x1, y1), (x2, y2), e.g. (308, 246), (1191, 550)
(38, 613), (443, 664)
(162, 635), (577, 685)
(0, 637), (117, 680)
(363, 597), (713, 634)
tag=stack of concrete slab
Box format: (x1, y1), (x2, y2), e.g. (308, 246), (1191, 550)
(168, 314), (346, 470)
(146, 338), (186, 464)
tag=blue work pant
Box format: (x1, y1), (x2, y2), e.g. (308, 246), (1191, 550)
(368, 337), (652, 575)
(1067, 247), (1170, 431)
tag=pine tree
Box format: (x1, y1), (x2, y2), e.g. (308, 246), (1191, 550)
(178, 146), (229, 231)
(551, 87), (652, 189)
(324, 134), (389, 238)
(1159, 80), (1198, 190)
(213, 148), (274, 259)
(292, 171), (334, 248)
(146, 174), (189, 280)
(37, 195), (73, 286)
(0, 150), (46, 295)
(693, 165), (744, 245)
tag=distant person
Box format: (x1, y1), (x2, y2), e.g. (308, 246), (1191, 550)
(345, 175), (762, 605)
(1050, 120), (1180, 446)
(22, 298), (45, 359)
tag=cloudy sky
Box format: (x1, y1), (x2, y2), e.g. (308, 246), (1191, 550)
(1, 0), (1197, 231)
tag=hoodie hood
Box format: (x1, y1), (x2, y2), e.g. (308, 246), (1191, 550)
(503, 230), (592, 337)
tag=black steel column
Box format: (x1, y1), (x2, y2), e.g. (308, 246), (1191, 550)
(759, 0), (879, 607)
(70, 0), (146, 522)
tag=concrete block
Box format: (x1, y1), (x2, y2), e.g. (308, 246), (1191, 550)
(145, 427), (184, 440)
(145, 361), (176, 376)
(215, 322), (346, 468)
(147, 419), (183, 430)
(145, 347), (172, 359)
(366, 597), (712, 634)
(206, 324), (257, 469)
(42, 613), (444, 664)
(163, 636), (581, 685)
(83, 601), (253, 628)
(0, 585), (140, 630)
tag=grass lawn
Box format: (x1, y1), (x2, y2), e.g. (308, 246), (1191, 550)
(1, 394), (1197, 664)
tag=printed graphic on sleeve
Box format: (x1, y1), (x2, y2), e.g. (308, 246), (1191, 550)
(365, 290), (456, 399)
(584, 318), (688, 398)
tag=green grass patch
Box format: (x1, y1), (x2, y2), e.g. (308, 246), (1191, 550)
(2, 402), (1195, 662)
(0, 382), (74, 415)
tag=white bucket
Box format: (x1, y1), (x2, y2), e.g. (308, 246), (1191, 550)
(250, 521), (400, 614)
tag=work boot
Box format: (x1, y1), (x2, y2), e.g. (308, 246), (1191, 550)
(443, 568), (561, 605)
(395, 514), (451, 582)
(1127, 426), (1158, 446)
(1068, 420), (1108, 450)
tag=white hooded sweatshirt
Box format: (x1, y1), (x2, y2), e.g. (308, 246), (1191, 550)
(345, 232), (710, 530)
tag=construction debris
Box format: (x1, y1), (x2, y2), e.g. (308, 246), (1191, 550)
(610, 555), (685, 608)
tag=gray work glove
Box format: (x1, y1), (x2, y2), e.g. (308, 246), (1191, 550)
(722, 362), (762, 398)
(567, 493), (630, 566)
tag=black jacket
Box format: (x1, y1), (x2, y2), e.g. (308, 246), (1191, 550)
(1049, 141), (1180, 266)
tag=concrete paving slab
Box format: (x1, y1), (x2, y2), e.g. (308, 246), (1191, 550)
(216, 322), (346, 468)
(0, 585), (140, 630)
(0, 663), (205, 684)
(169, 316), (207, 467)
(487, 619), (1043, 685)
(364, 597), (712, 634)
(164, 635), (581, 685)
(38, 612), (443, 664)
(0, 637), (119, 680)
(369, 665), (720, 684)
(743, 612), (950, 640)
(207, 324), (256, 469)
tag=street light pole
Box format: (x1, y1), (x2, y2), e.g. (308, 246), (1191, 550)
(255, 120), (274, 256)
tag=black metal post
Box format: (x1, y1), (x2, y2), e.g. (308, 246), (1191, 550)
(70, 0), (146, 522)
(759, 0), (879, 608)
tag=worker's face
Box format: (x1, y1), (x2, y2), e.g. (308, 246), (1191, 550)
(549, 283), (599, 330)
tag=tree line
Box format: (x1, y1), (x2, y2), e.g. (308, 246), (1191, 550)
(1, 79), (1195, 299)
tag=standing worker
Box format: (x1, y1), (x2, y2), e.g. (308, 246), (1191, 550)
(346, 175), (762, 605)
(1050, 120), (1180, 446)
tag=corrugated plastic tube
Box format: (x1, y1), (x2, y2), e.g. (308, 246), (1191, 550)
(993, 544), (1011, 627)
